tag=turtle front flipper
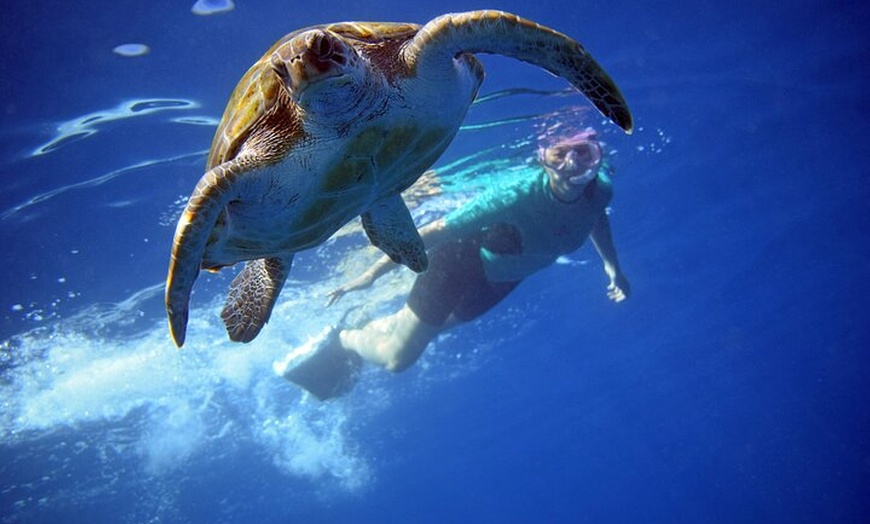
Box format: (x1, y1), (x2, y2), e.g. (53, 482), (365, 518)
(166, 157), (252, 348)
(221, 256), (293, 343)
(405, 10), (633, 133)
(361, 194), (429, 273)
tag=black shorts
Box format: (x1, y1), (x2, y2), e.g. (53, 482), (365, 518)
(407, 223), (523, 327)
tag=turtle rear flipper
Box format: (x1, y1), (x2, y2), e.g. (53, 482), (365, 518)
(405, 10), (633, 133)
(221, 256), (293, 343)
(361, 194), (429, 273)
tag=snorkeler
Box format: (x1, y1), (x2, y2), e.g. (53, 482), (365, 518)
(274, 128), (631, 400)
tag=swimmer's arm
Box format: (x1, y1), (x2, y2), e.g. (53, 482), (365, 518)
(417, 217), (453, 248)
(326, 253), (397, 306)
(326, 218), (453, 306)
(590, 213), (631, 302)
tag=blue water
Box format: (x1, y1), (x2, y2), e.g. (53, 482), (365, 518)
(1, 1), (868, 522)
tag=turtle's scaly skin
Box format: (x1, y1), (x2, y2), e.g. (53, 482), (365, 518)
(166, 10), (633, 347)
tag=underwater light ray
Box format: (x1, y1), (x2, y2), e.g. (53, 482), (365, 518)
(471, 86), (577, 106)
(1, 150), (208, 221)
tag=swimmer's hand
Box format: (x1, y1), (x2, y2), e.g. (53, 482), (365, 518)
(607, 273), (631, 303)
(326, 271), (376, 307)
(326, 253), (401, 306)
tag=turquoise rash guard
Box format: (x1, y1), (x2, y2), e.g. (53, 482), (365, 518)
(443, 167), (613, 282)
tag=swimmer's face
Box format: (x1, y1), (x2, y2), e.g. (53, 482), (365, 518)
(542, 140), (602, 200)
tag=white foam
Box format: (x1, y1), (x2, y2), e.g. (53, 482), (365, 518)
(257, 408), (372, 491)
(15, 341), (182, 430)
(138, 398), (206, 475)
(1, 275), (389, 493)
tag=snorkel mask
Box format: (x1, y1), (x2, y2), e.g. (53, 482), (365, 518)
(540, 131), (604, 187)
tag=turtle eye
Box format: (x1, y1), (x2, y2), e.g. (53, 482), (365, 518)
(312, 32), (333, 59)
(270, 53), (291, 83)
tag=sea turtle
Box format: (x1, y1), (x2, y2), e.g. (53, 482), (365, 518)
(166, 10), (633, 347)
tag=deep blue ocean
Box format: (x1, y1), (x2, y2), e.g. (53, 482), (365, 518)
(1, 1), (868, 522)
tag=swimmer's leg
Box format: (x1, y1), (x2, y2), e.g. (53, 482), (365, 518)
(340, 304), (442, 373)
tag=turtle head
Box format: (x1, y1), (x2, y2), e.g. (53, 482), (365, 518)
(271, 30), (370, 116)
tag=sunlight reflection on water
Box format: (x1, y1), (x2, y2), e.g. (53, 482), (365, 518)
(29, 98), (201, 157)
(191, 0), (235, 16)
(112, 43), (150, 58)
